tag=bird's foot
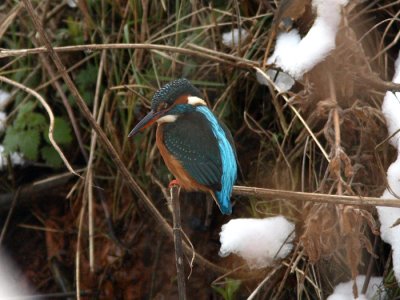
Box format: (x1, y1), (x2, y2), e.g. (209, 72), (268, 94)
(168, 179), (180, 189)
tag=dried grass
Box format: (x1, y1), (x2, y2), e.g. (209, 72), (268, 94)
(1, 0), (400, 298)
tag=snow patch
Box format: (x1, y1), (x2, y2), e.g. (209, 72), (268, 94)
(327, 275), (384, 300)
(0, 250), (32, 299)
(222, 28), (249, 47)
(67, 0), (78, 8)
(219, 216), (295, 269)
(0, 90), (10, 110)
(0, 145), (24, 170)
(377, 50), (400, 283)
(0, 112), (6, 133)
(267, 0), (349, 79)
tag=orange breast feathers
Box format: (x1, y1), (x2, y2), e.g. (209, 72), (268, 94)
(156, 125), (211, 193)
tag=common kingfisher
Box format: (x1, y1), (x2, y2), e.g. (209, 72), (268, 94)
(128, 78), (237, 214)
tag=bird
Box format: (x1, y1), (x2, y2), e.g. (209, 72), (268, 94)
(128, 78), (237, 215)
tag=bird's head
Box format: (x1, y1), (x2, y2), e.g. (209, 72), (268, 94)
(128, 78), (207, 137)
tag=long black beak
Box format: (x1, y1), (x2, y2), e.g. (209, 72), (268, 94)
(128, 110), (164, 137)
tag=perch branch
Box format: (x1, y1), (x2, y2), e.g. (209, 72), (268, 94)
(170, 185), (187, 300)
(233, 186), (400, 207)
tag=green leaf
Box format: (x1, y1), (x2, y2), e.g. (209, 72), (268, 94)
(212, 278), (241, 300)
(41, 145), (62, 168)
(44, 117), (72, 145)
(14, 101), (35, 130)
(18, 101), (35, 115)
(18, 129), (40, 160)
(3, 126), (20, 153)
(27, 112), (47, 129)
(75, 63), (98, 105)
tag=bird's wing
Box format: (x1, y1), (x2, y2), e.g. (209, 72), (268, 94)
(163, 111), (222, 191)
(219, 120), (238, 161)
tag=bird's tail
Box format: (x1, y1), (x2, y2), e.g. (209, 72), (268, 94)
(211, 191), (232, 215)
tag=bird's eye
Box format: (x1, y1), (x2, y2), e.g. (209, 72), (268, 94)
(157, 102), (169, 111)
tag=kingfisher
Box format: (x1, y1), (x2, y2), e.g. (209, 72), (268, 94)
(128, 78), (237, 214)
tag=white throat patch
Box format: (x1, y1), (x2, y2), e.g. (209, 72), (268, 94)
(187, 96), (207, 106)
(157, 114), (178, 124)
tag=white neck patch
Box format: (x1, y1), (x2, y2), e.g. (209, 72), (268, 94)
(187, 96), (207, 106)
(157, 114), (178, 124)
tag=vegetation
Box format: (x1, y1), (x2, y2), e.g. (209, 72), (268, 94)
(0, 0), (399, 299)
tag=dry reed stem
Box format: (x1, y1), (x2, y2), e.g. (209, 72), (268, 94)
(247, 264), (282, 300)
(233, 186), (400, 207)
(0, 3), (23, 39)
(254, 67), (331, 162)
(0, 43), (255, 67)
(86, 49), (106, 272)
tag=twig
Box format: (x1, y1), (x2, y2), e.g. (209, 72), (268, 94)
(247, 265), (282, 300)
(0, 188), (20, 244)
(86, 49), (106, 272)
(0, 171), (78, 213)
(76, 182), (89, 300)
(49, 257), (73, 300)
(21, 0), (227, 275)
(232, 185), (400, 207)
(170, 185), (187, 300)
(254, 67), (331, 163)
(33, 36), (87, 168)
(0, 75), (80, 177)
(187, 43), (258, 67)
(0, 43), (254, 68)
(361, 235), (378, 295)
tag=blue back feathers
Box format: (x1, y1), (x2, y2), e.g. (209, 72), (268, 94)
(196, 106), (237, 214)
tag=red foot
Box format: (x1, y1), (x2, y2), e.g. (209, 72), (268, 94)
(168, 179), (181, 188)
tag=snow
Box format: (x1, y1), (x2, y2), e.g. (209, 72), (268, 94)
(0, 90), (24, 169)
(0, 90), (9, 132)
(219, 216), (295, 269)
(267, 0), (349, 79)
(377, 50), (400, 283)
(327, 275), (384, 300)
(0, 145), (24, 170)
(381, 53), (400, 149)
(222, 28), (249, 47)
(256, 68), (295, 92)
(0, 89), (10, 110)
(0, 111), (6, 133)
(67, 0), (78, 8)
(0, 250), (31, 298)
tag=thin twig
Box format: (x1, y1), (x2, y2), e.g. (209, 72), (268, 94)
(170, 185), (187, 300)
(0, 75), (80, 177)
(247, 265), (282, 300)
(254, 67), (331, 162)
(86, 49), (106, 272)
(0, 43), (255, 68)
(232, 185), (400, 207)
(0, 188), (20, 244)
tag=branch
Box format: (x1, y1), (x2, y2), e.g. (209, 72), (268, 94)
(233, 186), (400, 208)
(170, 185), (187, 300)
(0, 43), (254, 69)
